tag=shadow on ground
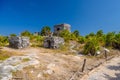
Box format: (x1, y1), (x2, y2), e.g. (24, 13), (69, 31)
(104, 62), (120, 80)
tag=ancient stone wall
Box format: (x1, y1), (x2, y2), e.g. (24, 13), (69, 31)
(54, 23), (71, 35)
(44, 36), (64, 49)
(9, 36), (30, 49)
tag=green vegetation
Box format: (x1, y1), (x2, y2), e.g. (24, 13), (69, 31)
(10, 34), (17, 37)
(20, 30), (44, 47)
(40, 26), (51, 36)
(1, 26), (120, 57)
(30, 35), (44, 47)
(73, 30), (80, 37)
(21, 30), (32, 37)
(22, 58), (30, 62)
(0, 36), (8, 46)
(0, 50), (13, 60)
(58, 29), (120, 55)
(83, 37), (99, 56)
(59, 30), (78, 41)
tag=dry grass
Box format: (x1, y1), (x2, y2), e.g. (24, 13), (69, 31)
(2, 46), (119, 80)
(22, 58), (30, 62)
(0, 50), (19, 60)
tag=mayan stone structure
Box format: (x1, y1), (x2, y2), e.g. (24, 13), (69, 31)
(44, 36), (64, 49)
(54, 23), (71, 35)
(9, 36), (30, 49)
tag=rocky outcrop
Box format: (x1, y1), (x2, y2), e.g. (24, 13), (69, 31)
(9, 36), (30, 49)
(44, 36), (64, 49)
(0, 53), (39, 80)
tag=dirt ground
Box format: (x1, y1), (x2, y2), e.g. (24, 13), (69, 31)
(81, 56), (120, 80)
(1, 47), (85, 80)
(1, 47), (120, 80)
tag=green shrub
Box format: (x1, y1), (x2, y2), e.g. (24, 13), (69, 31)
(78, 36), (85, 44)
(21, 30), (32, 37)
(83, 38), (99, 56)
(0, 36), (8, 46)
(40, 26), (51, 36)
(105, 32), (115, 47)
(30, 35), (44, 47)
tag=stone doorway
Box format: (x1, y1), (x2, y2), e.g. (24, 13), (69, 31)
(47, 40), (51, 48)
(57, 28), (60, 31)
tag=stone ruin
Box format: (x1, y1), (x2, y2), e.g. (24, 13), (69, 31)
(44, 36), (64, 49)
(54, 23), (71, 35)
(9, 36), (30, 49)
(43, 23), (71, 49)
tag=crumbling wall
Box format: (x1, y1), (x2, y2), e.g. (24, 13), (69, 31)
(54, 23), (71, 36)
(9, 36), (30, 49)
(44, 36), (64, 49)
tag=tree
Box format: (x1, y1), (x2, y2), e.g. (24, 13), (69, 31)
(111, 32), (120, 49)
(40, 26), (51, 36)
(10, 34), (17, 37)
(85, 32), (95, 39)
(73, 30), (80, 37)
(21, 30), (32, 37)
(96, 30), (103, 37)
(105, 32), (115, 47)
(96, 30), (105, 46)
(78, 36), (85, 44)
(89, 32), (95, 37)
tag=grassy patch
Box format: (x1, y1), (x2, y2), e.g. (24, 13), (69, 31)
(0, 50), (13, 60)
(22, 58), (30, 62)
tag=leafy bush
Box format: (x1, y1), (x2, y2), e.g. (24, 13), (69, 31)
(78, 36), (85, 44)
(83, 38), (100, 56)
(10, 34), (17, 37)
(59, 30), (71, 41)
(73, 30), (80, 37)
(111, 32), (120, 49)
(60, 30), (79, 41)
(21, 30), (32, 37)
(30, 35), (44, 47)
(105, 32), (115, 47)
(96, 30), (103, 37)
(0, 36), (8, 46)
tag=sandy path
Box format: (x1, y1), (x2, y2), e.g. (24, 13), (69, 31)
(81, 56), (120, 80)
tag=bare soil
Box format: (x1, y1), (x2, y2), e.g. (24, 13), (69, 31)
(1, 47), (120, 80)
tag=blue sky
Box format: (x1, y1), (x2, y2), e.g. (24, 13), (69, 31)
(0, 0), (120, 36)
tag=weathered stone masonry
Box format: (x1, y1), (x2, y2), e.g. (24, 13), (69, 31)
(44, 36), (64, 49)
(54, 23), (71, 35)
(9, 36), (30, 49)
